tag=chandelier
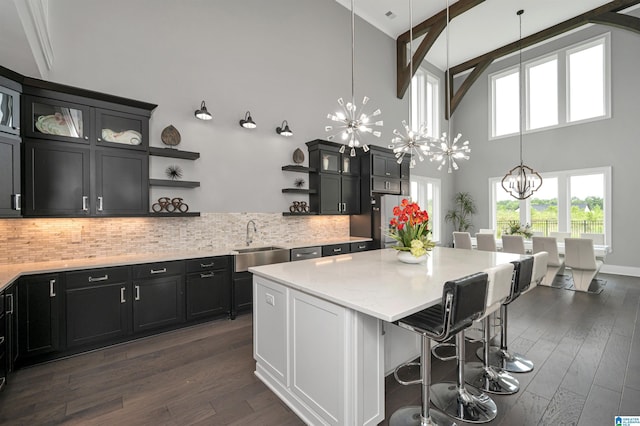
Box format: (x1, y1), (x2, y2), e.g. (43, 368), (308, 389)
(388, 0), (430, 168)
(426, 0), (470, 173)
(325, 0), (383, 157)
(501, 10), (542, 200)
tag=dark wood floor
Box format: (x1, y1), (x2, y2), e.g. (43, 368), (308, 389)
(0, 273), (638, 425)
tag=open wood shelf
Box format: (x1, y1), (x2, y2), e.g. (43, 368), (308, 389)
(148, 212), (201, 217)
(149, 179), (200, 188)
(282, 212), (318, 216)
(149, 147), (200, 160)
(281, 165), (315, 173)
(281, 188), (316, 194)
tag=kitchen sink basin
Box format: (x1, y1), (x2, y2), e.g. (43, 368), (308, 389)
(232, 246), (290, 272)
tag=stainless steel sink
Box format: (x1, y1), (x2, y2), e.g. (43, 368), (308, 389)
(233, 246), (290, 272)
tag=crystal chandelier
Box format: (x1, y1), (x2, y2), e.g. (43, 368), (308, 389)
(389, 0), (430, 168)
(325, 0), (383, 157)
(426, 0), (470, 173)
(501, 10), (542, 200)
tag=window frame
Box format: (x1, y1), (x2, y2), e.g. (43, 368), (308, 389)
(525, 53), (559, 131)
(410, 175), (441, 243)
(411, 68), (440, 139)
(489, 65), (520, 139)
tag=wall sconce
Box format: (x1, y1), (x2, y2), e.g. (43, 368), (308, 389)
(194, 101), (212, 121)
(239, 111), (257, 129)
(276, 120), (293, 137)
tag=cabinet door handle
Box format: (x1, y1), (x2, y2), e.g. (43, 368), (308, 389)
(200, 262), (215, 268)
(49, 279), (56, 297)
(120, 287), (126, 303)
(333, 248), (342, 253)
(342, 202), (347, 212)
(12, 194), (21, 211)
(82, 196), (89, 211)
(385, 172), (391, 176)
(337, 203), (342, 212)
(150, 268), (167, 274)
(84, 136), (89, 140)
(6, 294), (13, 314)
(200, 272), (215, 279)
(97, 196), (104, 212)
(358, 245), (366, 249)
(88, 274), (109, 283)
(134, 285), (140, 301)
(97, 138), (102, 142)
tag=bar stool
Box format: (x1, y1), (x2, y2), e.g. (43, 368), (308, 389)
(477, 256), (534, 374)
(390, 272), (492, 425)
(465, 263), (520, 395)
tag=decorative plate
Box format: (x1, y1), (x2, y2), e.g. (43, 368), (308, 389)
(292, 148), (305, 164)
(161, 125), (181, 146)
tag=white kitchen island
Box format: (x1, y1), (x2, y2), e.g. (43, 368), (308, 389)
(249, 247), (522, 426)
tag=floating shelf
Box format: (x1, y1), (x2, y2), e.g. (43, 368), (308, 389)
(148, 212), (201, 217)
(149, 179), (200, 188)
(282, 212), (318, 216)
(282, 165), (315, 173)
(149, 147), (200, 160)
(282, 188), (316, 194)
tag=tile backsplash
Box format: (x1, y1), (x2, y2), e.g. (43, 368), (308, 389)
(0, 213), (350, 264)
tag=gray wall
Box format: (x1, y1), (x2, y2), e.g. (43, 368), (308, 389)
(34, 0), (453, 214)
(452, 22), (640, 269)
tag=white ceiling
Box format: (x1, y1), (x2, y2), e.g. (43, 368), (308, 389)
(335, 0), (638, 70)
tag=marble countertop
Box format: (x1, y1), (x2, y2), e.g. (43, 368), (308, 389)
(0, 236), (372, 291)
(250, 247), (522, 322)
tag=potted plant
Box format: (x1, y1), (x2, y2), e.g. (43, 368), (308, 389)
(445, 192), (477, 232)
(388, 199), (436, 263)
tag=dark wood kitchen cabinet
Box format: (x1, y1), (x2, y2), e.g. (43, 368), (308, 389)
(307, 140), (361, 215)
(17, 274), (61, 361)
(0, 135), (21, 216)
(232, 272), (253, 320)
(132, 261), (185, 333)
(65, 267), (132, 348)
(186, 257), (230, 321)
(95, 148), (148, 215)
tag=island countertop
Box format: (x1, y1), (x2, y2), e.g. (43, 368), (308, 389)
(250, 247), (522, 322)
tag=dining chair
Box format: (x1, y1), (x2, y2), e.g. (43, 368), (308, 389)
(549, 231), (572, 241)
(478, 228), (495, 235)
(564, 238), (603, 292)
(476, 233), (498, 252)
(453, 232), (473, 250)
(532, 231), (544, 237)
(532, 236), (565, 286)
(502, 235), (525, 254)
(580, 233), (605, 245)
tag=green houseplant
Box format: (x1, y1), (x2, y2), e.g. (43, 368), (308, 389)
(445, 192), (477, 232)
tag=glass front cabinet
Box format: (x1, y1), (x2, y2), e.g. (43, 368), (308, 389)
(0, 79), (20, 138)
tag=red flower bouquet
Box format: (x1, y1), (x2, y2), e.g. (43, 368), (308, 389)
(388, 199), (436, 257)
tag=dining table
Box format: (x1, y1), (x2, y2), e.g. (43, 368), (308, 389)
(469, 237), (610, 260)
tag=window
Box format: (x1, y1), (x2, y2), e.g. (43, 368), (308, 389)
(490, 34), (610, 138)
(411, 176), (441, 242)
(411, 69), (439, 138)
(527, 55), (558, 130)
(567, 38), (608, 123)
(489, 167), (611, 244)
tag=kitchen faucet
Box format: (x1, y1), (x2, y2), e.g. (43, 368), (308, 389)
(246, 220), (257, 246)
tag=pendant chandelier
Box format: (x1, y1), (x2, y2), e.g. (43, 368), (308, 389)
(501, 9), (542, 200)
(388, 0), (431, 168)
(427, 0), (470, 173)
(325, 0), (383, 157)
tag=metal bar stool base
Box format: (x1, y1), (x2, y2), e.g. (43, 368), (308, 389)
(464, 361), (520, 395)
(389, 406), (457, 426)
(476, 346), (534, 373)
(430, 383), (497, 423)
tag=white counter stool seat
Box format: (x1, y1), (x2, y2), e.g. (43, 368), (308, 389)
(502, 235), (526, 254)
(532, 237), (565, 286)
(464, 263), (520, 395)
(391, 272), (495, 425)
(564, 238), (604, 292)
(478, 256), (535, 374)
(453, 232), (473, 250)
(476, 233), (497, 252)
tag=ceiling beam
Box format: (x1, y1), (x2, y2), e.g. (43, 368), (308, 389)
(396, 0), (485, 99)
(448, 0), (640, 116)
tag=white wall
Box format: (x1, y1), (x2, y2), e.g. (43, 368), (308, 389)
(36, 0), (452, 214)
(451, 21), (640, 269)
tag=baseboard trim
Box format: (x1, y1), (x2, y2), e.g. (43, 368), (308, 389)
(601, 264), (640, 277)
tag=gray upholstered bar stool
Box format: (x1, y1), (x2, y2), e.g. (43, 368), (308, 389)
(465, 263), (520, 395)
(478, 256), (535, 374)
(390, 272), (492, 425)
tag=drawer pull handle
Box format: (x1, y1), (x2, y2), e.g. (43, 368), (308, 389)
(82, 196), (89, 211)
(200, 272), (215, 279)
(200, 262), (215, 268)
(97, 196), (104, 212)
(120, 287), (126, 303)
(358, 245), (366, 249)
(50, 279), (56, 297)
(6, 294), (14, 314)
(13, 194), (21, 211)
(333, 248), (342, 253)
(134, 285), (140, 301)
(88, 274), (109, 283)
(150, 268), (167, 274)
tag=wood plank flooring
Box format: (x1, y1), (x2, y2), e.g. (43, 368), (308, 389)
(0, 273), (638, 425)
